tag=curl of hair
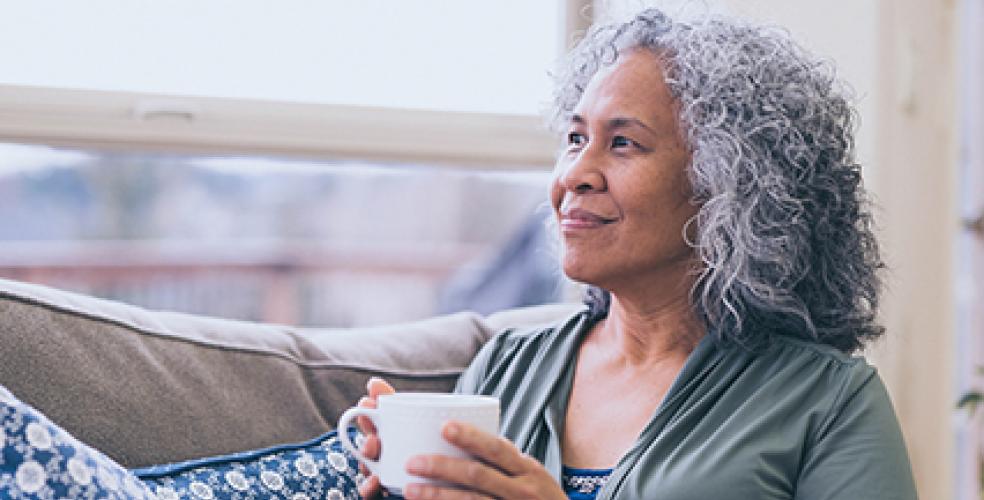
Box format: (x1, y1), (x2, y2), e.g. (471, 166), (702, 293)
(553, 9), (884, 353)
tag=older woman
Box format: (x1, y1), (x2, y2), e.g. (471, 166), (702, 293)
(359, 8), (917, 500)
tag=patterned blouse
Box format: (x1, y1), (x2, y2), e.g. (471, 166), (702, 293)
(562, 465), (613, 500)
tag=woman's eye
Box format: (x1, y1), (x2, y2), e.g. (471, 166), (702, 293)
(611, 136), (633, 148)
(567, 132), (586, 146)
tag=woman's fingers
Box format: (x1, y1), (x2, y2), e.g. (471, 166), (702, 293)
(403, 482), (495, 500)
(406, 454), (512, 498)
(357, 474), (383, 499)
(356, 396), (378, 434)
(403, 422), (566, 500)
(359, 377), (395, 433)
(402, 421), (566, 500)
(367, 377), (397, 398)
(441, 421), (531, 476)
(360, 434), (380, 461)
(354, 378), (397, 499)
(359, 377), (393, 431)
(357, 434), (380, 479)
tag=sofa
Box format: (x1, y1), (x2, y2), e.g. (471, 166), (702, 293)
(0, 277), (580, 470)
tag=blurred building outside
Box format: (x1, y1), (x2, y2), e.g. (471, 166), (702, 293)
(0, 142), (570, 327)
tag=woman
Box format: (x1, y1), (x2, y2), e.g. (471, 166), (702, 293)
(358, 8), (917, 500)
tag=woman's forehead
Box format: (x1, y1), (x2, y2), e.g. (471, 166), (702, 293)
(573, 51), (680, 129)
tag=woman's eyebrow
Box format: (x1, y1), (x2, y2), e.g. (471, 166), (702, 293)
(570, 114), (657, 135)
(608, 117), (657, 135)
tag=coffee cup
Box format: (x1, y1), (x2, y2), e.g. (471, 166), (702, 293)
(337, 393), (500, 495)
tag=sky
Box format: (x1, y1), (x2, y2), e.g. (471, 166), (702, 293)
(0, 1), (562, 115)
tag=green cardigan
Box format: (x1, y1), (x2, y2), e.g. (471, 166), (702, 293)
(455, 310), (918, 499)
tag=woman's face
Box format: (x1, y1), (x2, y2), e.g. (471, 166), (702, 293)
(550, 49), (698, 295)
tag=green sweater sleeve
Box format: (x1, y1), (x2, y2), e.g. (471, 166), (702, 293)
(453, 328), (506, 395)
(795, 369), (918, 499)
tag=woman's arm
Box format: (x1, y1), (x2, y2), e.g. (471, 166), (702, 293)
(795, 372), (918, 499)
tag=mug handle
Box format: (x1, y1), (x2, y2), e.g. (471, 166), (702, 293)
(337, 407), (380, 474)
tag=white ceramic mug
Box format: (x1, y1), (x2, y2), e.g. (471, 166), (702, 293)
(337, 393), (500, 495)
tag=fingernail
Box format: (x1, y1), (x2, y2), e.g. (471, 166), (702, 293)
(406, 456), (427, 473)
(445, 422), (460, 438)
(404, 484), (421, 498)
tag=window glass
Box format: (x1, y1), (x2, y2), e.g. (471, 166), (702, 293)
(0, 142), (566, 326)
(0, 1), (562, 115)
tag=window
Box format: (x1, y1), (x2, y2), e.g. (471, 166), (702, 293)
(0, 1), (562, 114)
(0, 2), (591, 325)
(956, 0), (984, 498)
(0, 1), (582, 164)
(0, 142), (563, 326)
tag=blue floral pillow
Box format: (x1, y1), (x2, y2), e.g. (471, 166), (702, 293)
(133, 428), (363, 500)
(0, 386), (156, 499)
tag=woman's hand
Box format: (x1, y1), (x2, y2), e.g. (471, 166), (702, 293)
(355, 377), (396, 499)
(402, 421), (567, 500)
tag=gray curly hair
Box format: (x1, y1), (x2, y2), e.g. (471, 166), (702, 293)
(553, 8), (884, 353)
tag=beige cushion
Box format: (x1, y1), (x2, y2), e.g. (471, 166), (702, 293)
(0, 278), (580, 467)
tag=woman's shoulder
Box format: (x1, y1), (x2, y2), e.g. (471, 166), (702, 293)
(731, 335), (883, 420)
(454, 308), (590, 394)
(763, 335), (875, 378)
(738, 337), (914, 496)
(485, 307), (590, 354)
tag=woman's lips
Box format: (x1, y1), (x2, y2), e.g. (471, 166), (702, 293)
(560, 208), (618, 230)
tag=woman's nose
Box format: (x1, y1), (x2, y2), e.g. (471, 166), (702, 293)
(557, 149), (606, 194)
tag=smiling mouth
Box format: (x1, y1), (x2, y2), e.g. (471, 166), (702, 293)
(559, 208), (618, 229)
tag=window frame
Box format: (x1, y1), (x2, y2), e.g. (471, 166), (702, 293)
(956, 0), (984, 498)
(0, 1), (591, 169)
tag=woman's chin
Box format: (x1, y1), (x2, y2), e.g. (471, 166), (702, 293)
(561, 262), (602, 287)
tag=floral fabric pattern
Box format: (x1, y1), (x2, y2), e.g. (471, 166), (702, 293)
(0, 387), (156, 499)
(1, 385), (364, 499)
(133, 429), (363, 500)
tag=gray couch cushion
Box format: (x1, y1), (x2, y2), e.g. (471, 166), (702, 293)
(0, 278), (579, 467)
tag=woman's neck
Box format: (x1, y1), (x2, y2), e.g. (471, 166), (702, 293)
(589, 291), (704, 367)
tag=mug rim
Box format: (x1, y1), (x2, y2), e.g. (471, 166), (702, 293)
(377, 392), (499, 407)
